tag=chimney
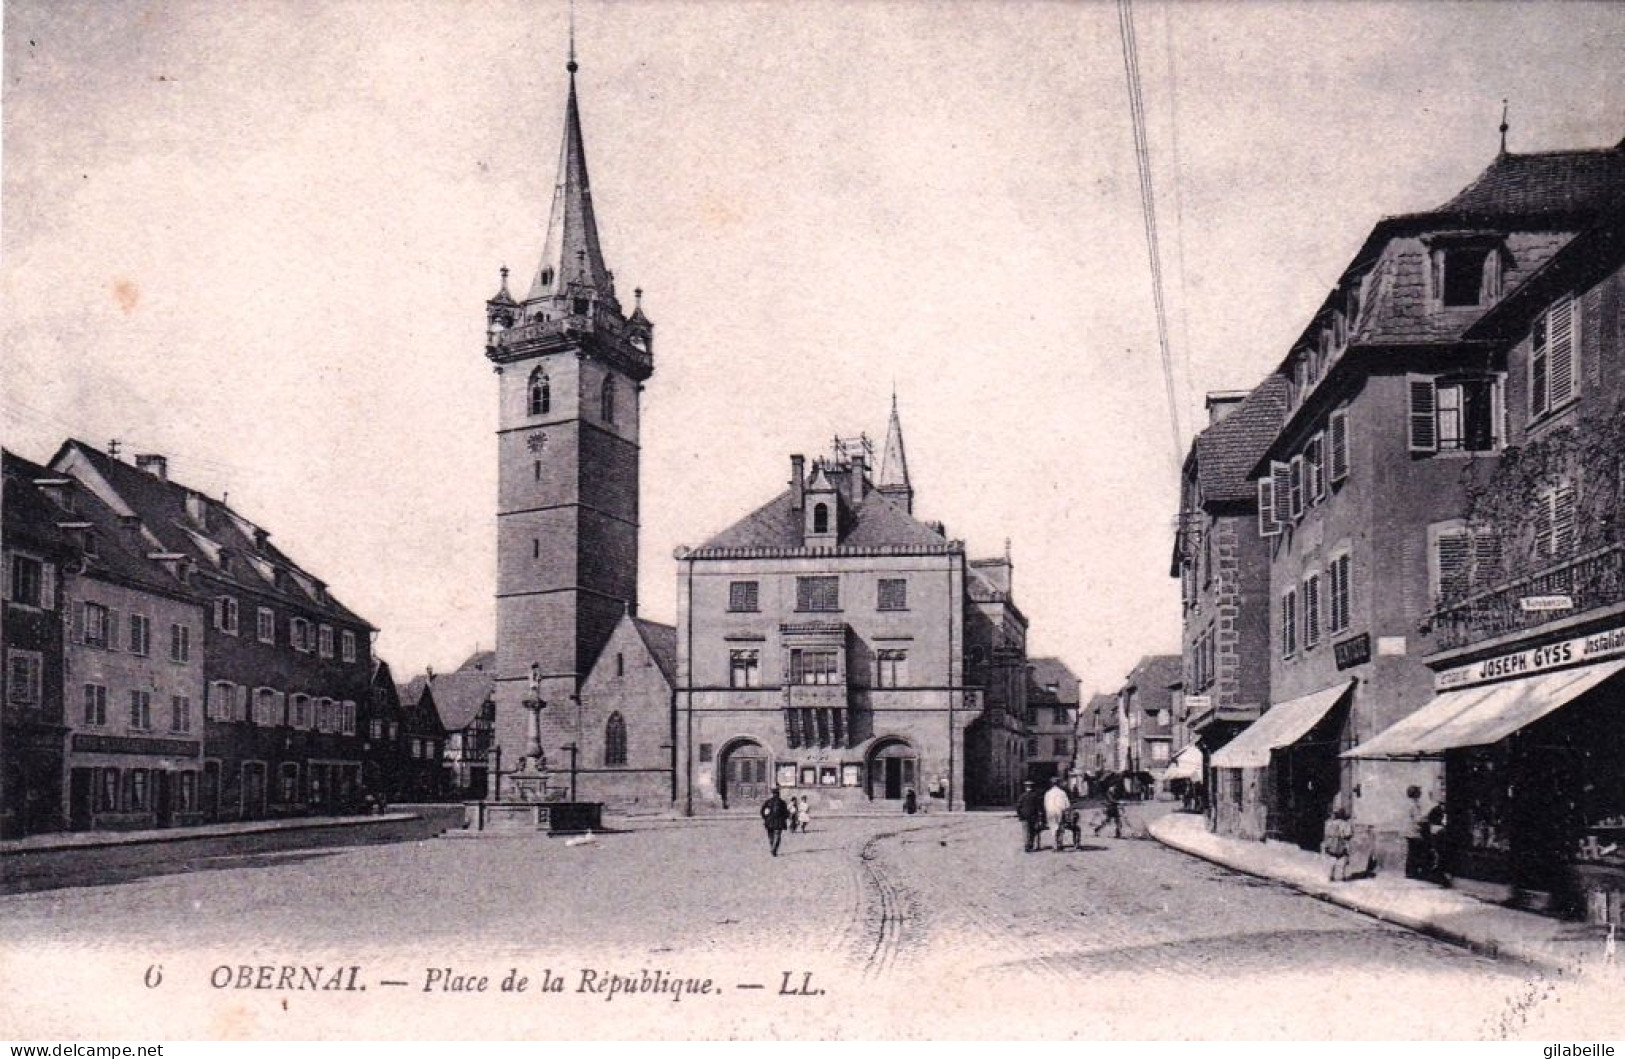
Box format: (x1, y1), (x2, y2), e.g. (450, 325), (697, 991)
(790, 454), (805, 512)
(1204, 390), (1249, 427)
(849, 453), (868, 501)
(134, 454), (168, 480)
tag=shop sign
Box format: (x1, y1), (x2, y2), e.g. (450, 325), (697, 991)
(1184, 695), (1212, 714)
(1520, 595), (1574, 612)
(1333, 633), (1372, 670)
(1436, 623), (1625, 690)
(71, 733), (202, 757)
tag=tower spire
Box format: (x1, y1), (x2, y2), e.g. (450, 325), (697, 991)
(528, 18), (610, 303)
(877, 394), (914, 513)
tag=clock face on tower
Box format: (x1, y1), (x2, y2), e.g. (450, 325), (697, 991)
(526, 431), (547, 454)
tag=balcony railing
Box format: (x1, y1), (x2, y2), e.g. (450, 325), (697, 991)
(486, 307), (653, 375)
(1423, 541), (1625, 653)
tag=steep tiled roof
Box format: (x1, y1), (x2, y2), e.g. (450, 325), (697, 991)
(407, 671), (492, 732)
(1437, 147), (1625, 220)
(632, 618), (677, 684)
(52, 440), (370, 627)
(1193, 375), (1291, 504)
(459, 650), (495, 673)
(3, 452), (76, 558)
(696, 477), (948, 553)
(1028, 657), (1081, 704)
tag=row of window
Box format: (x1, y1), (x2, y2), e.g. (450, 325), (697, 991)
(1279, 553), (1354, 659)
(727, 576), (909, 614)
(89, 766), (198, 814)
(1259, 409), (1350, 535)
(78, 684), (194, 734)
(203, 682), (357, 734)
(213, 597), (358, 662)
(77, 602), (193, 662)
(1431, 484), (1574, 600)
(527, 368), (618, 423)
(726, 647), (911, 688)
(1025, 737), (1072, 757)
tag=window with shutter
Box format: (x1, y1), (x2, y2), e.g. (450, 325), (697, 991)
(1408, 377), (1438, 453)
(1329, 408), (1350, 483)
(1328, 552), (1352, 634)
(1288, 456), (1304, 519)
(1306, 433), (1326, 503)
(1270, 462), (1292, 527)
(1552, 485), (1577, 557)
(1258, 478), (1281, 537)
(1303, 574), (1322, 649)
(1281, 589), (1298, 658)
(1435, 531), (1470, 600)
(1548, 297), (1577, 411)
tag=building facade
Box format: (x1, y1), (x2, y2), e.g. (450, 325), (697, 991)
(1173, 382), (1288, 835)
(570, 612), (675, 807)
(1212, 140), (1625, 863)
(1115, 655), (1181, 796)
(51, 441), (376, 822)
(1349, 191), (1625, 914)
(366, 659), (448, 804)
(1025, 657), (1081, 786)
(2, 455), (74, 837)
(674, 410), (1027, 814)
(481, 50), (658, 800)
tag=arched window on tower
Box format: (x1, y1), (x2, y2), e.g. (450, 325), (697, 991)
(604, 712), (627, 767)
(813, 503), (829, 534)
(600, 377), (616, 424)
(529, 369), (550, 416)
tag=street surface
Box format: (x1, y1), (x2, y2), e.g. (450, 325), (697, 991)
(3, 808), (1618, 1039)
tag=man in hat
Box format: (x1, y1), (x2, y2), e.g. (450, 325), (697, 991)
(760, 787), (791, 856)
(1015, 779), (1045, 852)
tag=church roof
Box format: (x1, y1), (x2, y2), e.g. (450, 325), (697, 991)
(527, 60), (612, 301)
(632, 618), (677, 684)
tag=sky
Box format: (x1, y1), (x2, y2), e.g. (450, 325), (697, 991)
(4, 0), (1624, 697)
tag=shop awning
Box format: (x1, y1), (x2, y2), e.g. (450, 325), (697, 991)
(1344, 659), (1625, 759)
(1164, 744), (1202, 780)
(1210, 680), (1355, 769)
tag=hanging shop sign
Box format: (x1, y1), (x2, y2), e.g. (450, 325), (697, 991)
(1520, 595), (1574, 612)
(1334, 633), (1372, 670)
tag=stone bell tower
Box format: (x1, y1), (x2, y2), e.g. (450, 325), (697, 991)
(482, 43), (654, 792)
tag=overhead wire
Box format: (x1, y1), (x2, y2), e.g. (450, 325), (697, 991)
(1117, 0), (1184, 469)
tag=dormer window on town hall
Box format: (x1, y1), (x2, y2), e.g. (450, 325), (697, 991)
(1427, 234), (1504, 308)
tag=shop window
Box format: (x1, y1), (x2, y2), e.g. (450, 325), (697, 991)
(100, 768), (121, 812)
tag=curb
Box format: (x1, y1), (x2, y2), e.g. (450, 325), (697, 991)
(1146, 818), (1574, 975)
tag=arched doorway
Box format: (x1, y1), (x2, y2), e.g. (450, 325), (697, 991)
(867, 738), (917, 801)
(719, 740), (770, 807)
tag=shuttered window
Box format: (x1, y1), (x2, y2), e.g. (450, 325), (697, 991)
(795, 576), (839, 612)
(1288, 456), (1305, 519)
(1271, 461), (1292, 527)
(1328, 552), (1353, 634)
(1305, 433), (1326, 504)
(1434, 527), (1502, 600)
(1258, 478), (1281, 537)
(1329, 408), (1350, 483)
(1303, 573), (1322, 649)
(727, 581), (760, 612)
(1408, 377), (1438, 453)
(1533, 485), (1578, 559)
(1531, 295), (1579, 417)
(1281, 589), (1298, 659)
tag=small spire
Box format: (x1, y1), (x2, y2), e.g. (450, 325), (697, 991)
(499, 265), (511, 295)
(567, 0), (578, 74)
(1499, 99), (1509, 155)
(634, 287), (643, 310)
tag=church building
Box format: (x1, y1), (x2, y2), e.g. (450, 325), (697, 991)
(480, 43), (672, 805)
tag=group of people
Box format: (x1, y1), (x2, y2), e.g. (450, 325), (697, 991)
(1016, 776), (1122, 852)
(758, 789), (813, 855)
(1319, 786), (1447, 883)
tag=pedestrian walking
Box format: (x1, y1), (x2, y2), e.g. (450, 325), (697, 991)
(787, 795), (802, 834)
(1323, 806), (1354, 881)
(904, 788), (918, 815)
(760, 787), (790, 856)
(1093, 786), (1124, 839)
(1043, 777), (1071, 853)
(1016, 779), (1045, 852)
(798, 796), (812, 833)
